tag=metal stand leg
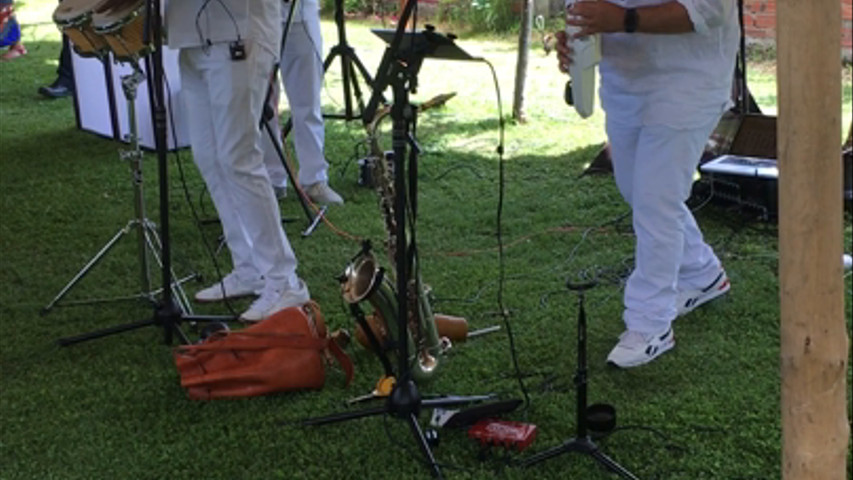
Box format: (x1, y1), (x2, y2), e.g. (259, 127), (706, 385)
(520, 281), (640, 479)
(43, 63), (195, 317)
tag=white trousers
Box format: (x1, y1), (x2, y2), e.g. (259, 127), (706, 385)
(606, 116), (723, 334)
(262, 1), (328, 188)
(180, 43), (300, 291)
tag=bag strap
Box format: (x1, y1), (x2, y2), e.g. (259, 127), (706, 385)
(326, 335), (354, 386)
(175, 332), (327, 353)
(305, 301), (354, 386)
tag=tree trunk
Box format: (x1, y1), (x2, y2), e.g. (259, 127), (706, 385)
(777, 0), (849, 479)
(512, 0), (533, 123)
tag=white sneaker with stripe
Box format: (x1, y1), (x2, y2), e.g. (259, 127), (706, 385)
(606, 328), (675, 368)
(676, 269), (730, 317)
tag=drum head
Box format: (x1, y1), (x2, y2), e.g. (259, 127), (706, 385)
(92, 0), (145, 33)
(53, 0), (112, 26)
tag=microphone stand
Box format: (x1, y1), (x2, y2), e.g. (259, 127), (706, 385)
(261, 0), (326, 235)
(295, 2), (490, 477)
(520, 280), (640, 479)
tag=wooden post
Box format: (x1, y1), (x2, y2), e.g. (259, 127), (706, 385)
(777, 0), (848, 479)
(512, 0), (533, 122)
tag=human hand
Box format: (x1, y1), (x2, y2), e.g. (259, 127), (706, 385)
(554, 30), (573, 73)
(566, 0), (625, 37)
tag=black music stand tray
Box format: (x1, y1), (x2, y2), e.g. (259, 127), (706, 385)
(519, 280), (640, 479)
(56, 0), (234, 347)
(296, 6), (488, 479)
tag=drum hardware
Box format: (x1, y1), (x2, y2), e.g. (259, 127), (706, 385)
(52, 1), (235, 346)
(43, 61), (195, 320)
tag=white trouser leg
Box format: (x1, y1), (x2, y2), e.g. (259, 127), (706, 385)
(260, 81), (288, 189)
(180, 43), (299, 291)
(606, 117), (722, 333)
(280, 9), (327, 187)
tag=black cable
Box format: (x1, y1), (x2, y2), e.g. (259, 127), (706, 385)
(162, 71), (240, 319)
(478, 57), (532, 414)
(194, 0), (242, 52)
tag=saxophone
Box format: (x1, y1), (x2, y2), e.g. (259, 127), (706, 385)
(340, 111), (448, 382)
(340, 243), (443, 382)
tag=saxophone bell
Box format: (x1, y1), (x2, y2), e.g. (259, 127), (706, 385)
(340, 245), (445, 382)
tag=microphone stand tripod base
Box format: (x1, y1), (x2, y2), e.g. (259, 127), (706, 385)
(520, 280), (640, 479)
(520, 436), (640, 479)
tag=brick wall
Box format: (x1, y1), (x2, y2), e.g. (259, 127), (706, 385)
(743, 0), (852, 59)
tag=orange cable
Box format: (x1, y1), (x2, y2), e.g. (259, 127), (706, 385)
(280, 135), (363, 243)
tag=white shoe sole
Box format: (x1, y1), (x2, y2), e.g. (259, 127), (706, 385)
(195, 291), (256, 303)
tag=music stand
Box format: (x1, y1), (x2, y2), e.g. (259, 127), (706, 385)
(297, 5), (488, 478)
(56, 0), (235, 347)
(519, 280), (640, 479)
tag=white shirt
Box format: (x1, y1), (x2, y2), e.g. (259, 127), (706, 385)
(165, 0), (281, 58)
(599, 0), (740, 129)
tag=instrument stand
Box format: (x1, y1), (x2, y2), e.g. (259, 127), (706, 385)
(520, 280), (640, 479)
(280, 0), (385, 141)
(297, 7), (489, 478)
(322, 0), (379, 123)
(43, 64), (195, 318)
(261, 79), (326, 237)
(55, 2), (235, 347)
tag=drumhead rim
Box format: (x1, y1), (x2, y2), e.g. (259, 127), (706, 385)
(92, 7), (143, 33)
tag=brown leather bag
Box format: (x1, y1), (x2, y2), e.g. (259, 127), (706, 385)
(174, 303), (353, 400)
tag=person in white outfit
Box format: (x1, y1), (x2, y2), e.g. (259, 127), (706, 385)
(261, 0), (343, 205)
(555, 0), (737, 367)
(165, 0), (311, 322)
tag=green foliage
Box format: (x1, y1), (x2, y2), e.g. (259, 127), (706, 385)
(2, 3), (852, 480)
(321, 0), (398, 19)
(434, 0), (519, 33)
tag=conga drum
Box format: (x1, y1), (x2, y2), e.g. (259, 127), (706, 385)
(53, 0), (112, 57)
(92, 0), (151, 62)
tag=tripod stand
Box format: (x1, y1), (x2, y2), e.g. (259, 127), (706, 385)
(321, 0), (379, 123)
(297, 6), (489, 478)
(279, 0), (384, 143)
(56, 1), (234, 347)
(43, 62), (194, 320)
(520, 280), (640, 479)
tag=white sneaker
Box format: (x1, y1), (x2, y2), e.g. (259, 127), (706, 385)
(194, 272), (262, 303)
(676, 269), (730, 317)
(606, 329), (675, 368)
(303, 182), (343, 205)
(239, 279), (311, 323)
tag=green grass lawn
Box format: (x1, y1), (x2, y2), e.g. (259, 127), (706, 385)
(1, 1), (851, 479)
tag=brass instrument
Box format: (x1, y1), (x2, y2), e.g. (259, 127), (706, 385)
(342, 93), (464, 382)
(340, 244), (443, 382)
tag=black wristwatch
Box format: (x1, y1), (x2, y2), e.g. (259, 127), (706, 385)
(624, 8), (638, 33)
